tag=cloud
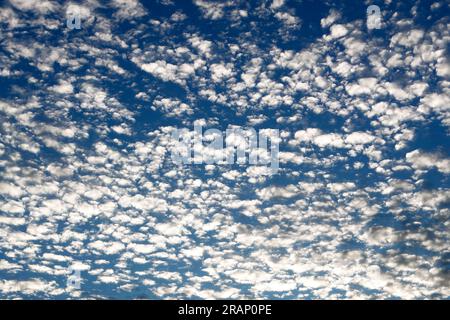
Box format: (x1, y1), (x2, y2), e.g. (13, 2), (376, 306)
(406, 150), (450, 174)
(0, 0), (449, 300)
(329, 24), (348, 39)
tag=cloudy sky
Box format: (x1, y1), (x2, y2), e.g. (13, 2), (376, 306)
(0, 0), (449, 299)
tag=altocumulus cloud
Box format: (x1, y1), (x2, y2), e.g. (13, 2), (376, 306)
(0, 0), (449, 299)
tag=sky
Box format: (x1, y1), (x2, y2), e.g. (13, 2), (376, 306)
(0, 0), (449, 299)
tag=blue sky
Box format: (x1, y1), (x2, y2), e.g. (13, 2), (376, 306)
(0, 0), (449, 299)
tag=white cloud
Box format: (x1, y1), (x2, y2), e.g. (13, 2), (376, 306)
(89, 241), (126, 255)
(49, 81), (74, 94)
(406, 150), (450, 174)
(321, 9), (341, 28)
(345, 132), (377, 145)
(209, 63), (233, 82)
(329, 24), (348, 39)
